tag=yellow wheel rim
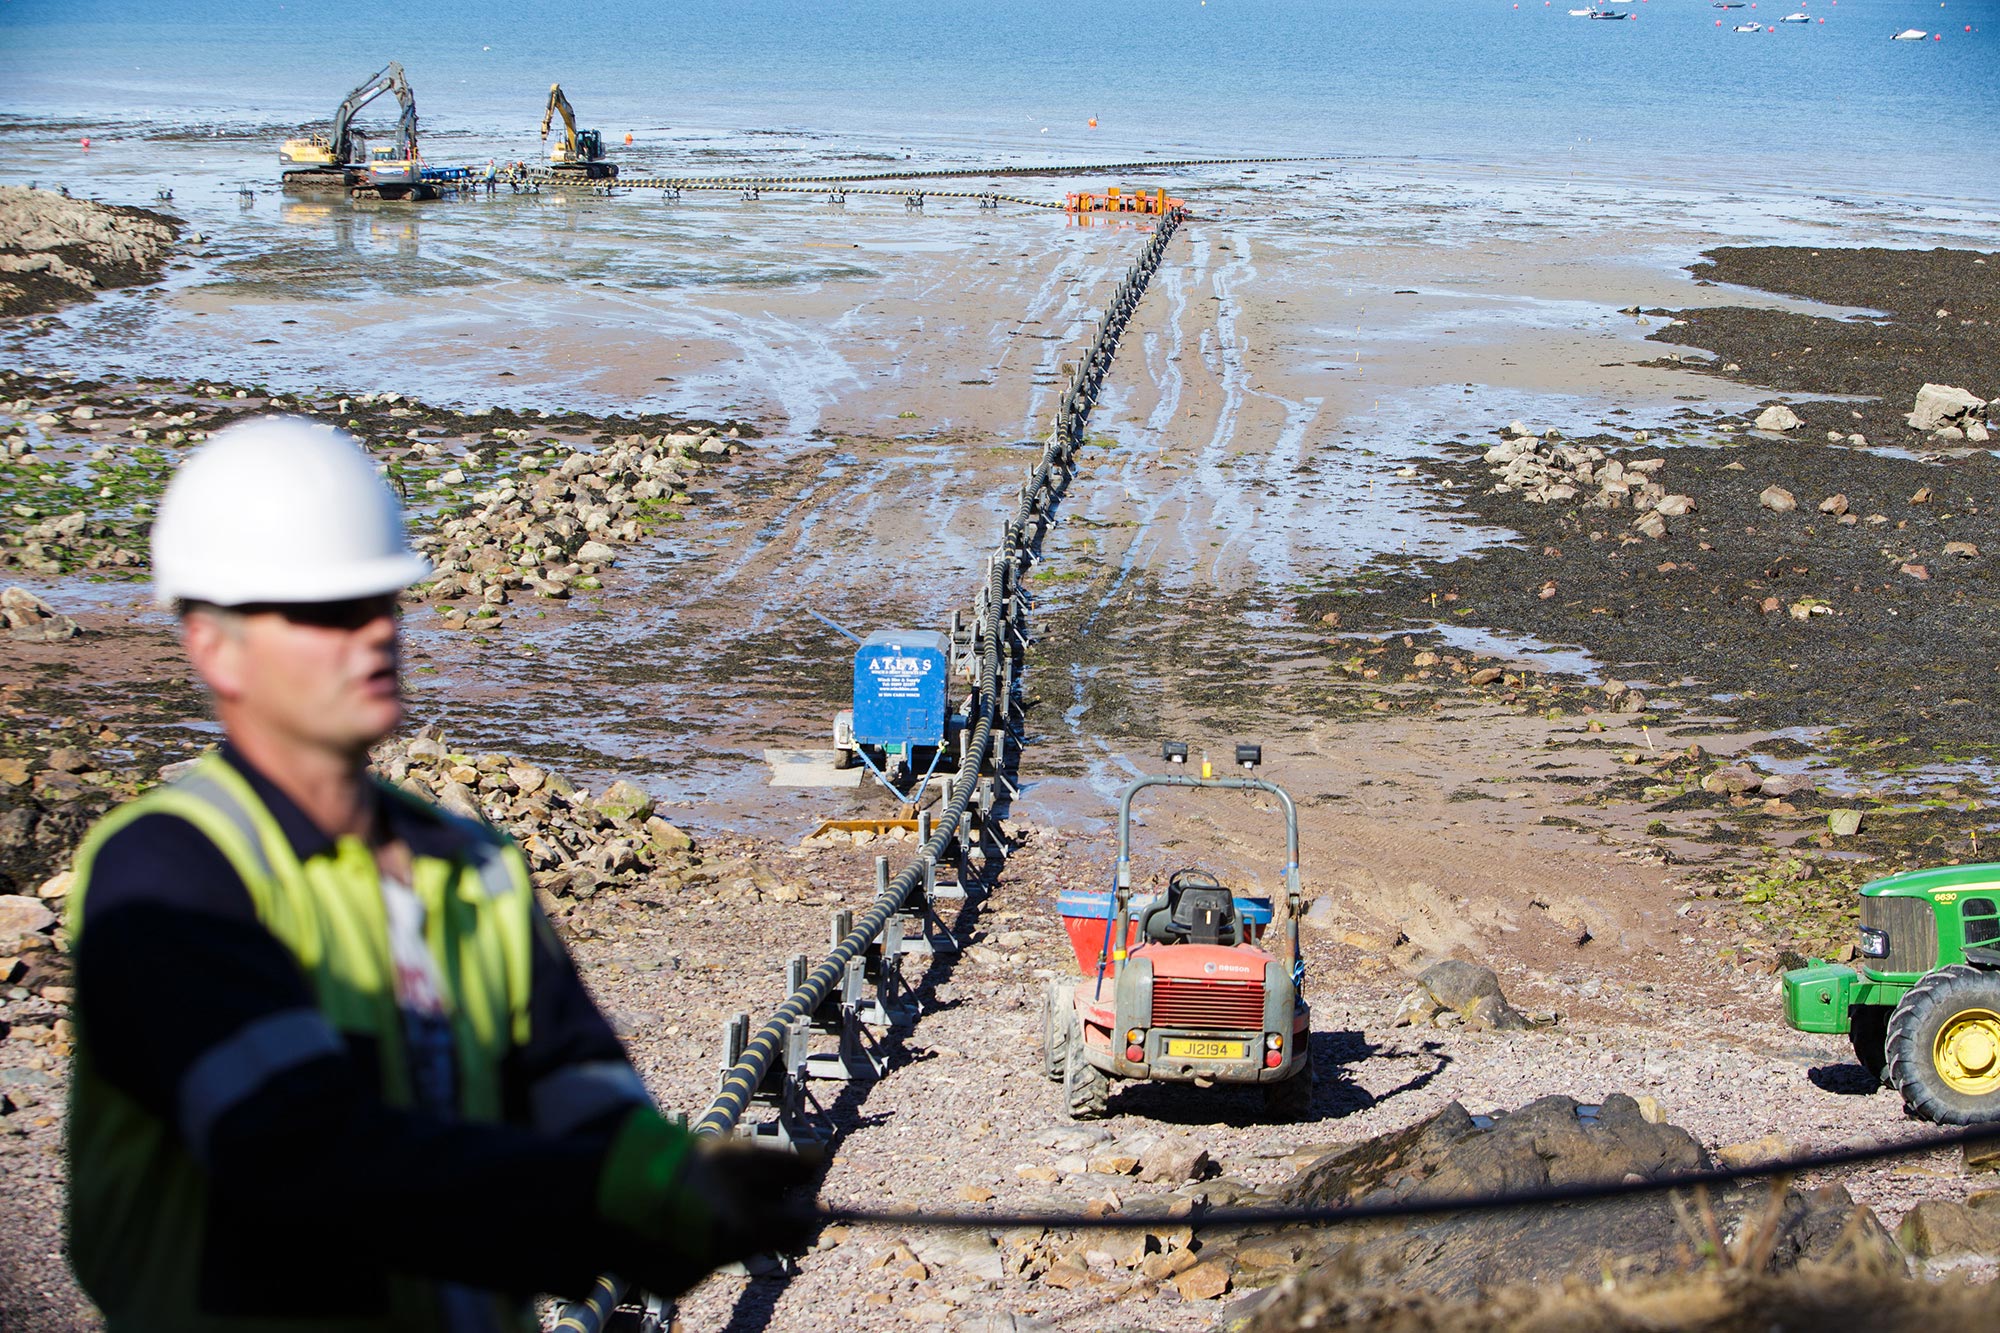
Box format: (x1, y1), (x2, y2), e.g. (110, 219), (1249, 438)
(1934, 1008), (2000, 1096)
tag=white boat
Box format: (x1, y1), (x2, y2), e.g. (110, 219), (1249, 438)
(1734, 22), (1762, 30)
(1891, 28), (1928, 39)
(1569, 7), (1593, 13)
(1587, 7), (1631, 18)
(1781, 11), (1809, 20)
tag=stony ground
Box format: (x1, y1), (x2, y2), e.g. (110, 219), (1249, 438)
(6, 231), (2000, 1331)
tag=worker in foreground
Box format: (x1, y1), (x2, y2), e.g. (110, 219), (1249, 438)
(64, 418), (814, 1329)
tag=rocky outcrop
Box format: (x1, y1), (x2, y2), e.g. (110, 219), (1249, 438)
(0, 586), (80, 642)
(1238, 1265), (1972, 1333)
(1236, 1094), (1896, 1306)
(0, 185), (179, 317)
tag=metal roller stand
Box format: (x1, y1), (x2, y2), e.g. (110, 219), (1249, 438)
(802, 910), (890, 1082)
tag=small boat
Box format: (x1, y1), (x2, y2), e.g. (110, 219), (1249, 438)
(1588, 6), (1631, 18)
(1712, 2), (1745, 7)
(1569, 7), (1593, 13)
(1734, 21), (1762, 30)
(1891, 28), (1928, 39)
(1781, 11), (1809, 20)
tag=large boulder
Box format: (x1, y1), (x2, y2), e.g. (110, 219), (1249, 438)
(1392, 960), (1533, 1031)
(1241, 1264), (1973, 1332)
(1, 586), (80, 642)
(1753, 404), (1803, 432)
(1896, 1197), (2000, 1260)
(1253, 1095), (1894, 1302)
(0, 892), (57, 950)
(594, 779), (654, 825)
(1908, 383), (1987, 433)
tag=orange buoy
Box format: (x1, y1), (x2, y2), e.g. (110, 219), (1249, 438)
(1088, 117), (1098, 128)
(623, 132), (633, 145)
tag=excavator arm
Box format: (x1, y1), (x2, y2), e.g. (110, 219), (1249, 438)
(390, 70), (419, 160)
(328, 61), (417, 164)
(540, 83), (580, 157)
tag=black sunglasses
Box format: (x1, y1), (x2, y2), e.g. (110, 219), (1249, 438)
(235, 595), (403, 631)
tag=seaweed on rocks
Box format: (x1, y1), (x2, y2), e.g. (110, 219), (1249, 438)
(1646, 245), (1998, 447)
(0, 186), (180, 319)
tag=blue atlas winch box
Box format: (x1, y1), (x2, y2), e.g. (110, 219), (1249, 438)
(852, 629), (950, 750)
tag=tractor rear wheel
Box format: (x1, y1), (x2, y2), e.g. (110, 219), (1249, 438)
(1885, 966), (2000, 1124)
(1263, 1044), (1315, 1121)
(1041, 981), (1070, 1082)
(1064, 1025), (1109, 1120)
(1849, 1004), (1891, 1085)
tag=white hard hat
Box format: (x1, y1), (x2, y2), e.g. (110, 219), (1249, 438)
(150, 416), (429, 609)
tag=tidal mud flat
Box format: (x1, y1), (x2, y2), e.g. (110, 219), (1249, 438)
(8, 185), (2000, 1331)
(1292, 243), (2000, 961)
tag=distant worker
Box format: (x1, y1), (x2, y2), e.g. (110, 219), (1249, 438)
(64, 418), (814, 1329)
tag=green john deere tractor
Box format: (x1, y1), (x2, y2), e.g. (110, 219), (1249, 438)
(1784, 862), (2000, 1124)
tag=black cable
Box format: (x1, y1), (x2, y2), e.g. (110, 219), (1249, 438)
(818, 1119), (2000, 1233)
(552, 207), (1189, 1332)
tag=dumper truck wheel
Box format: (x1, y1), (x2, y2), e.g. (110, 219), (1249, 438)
(1263, 1045), (1315, 1121)
(1849, 1004), (1891, 1085)
(1886, 966), (2000, 1124)
(1041, 981), (1070, 1082)
(1064, 1027), (1109, 1120)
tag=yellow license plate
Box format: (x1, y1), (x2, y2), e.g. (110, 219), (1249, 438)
(1162, 1038), (1247, 1060)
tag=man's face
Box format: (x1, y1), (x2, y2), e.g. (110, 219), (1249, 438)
(186, 594), (404, 755)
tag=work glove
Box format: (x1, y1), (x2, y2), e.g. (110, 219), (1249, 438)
(596, 1108), (822, 1296)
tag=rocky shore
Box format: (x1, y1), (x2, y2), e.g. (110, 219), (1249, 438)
(7, 194), (2000, 1332)
(0, 186), (180, 319)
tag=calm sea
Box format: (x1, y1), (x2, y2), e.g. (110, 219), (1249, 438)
(1, 0), (1995, 202)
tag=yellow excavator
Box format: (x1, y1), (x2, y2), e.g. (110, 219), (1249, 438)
(540, 83), (618, 180)
(281, 62), (420, 191)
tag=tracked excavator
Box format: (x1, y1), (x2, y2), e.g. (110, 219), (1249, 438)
(539, 83), (618, 180)
(280, 62), (422, 195)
